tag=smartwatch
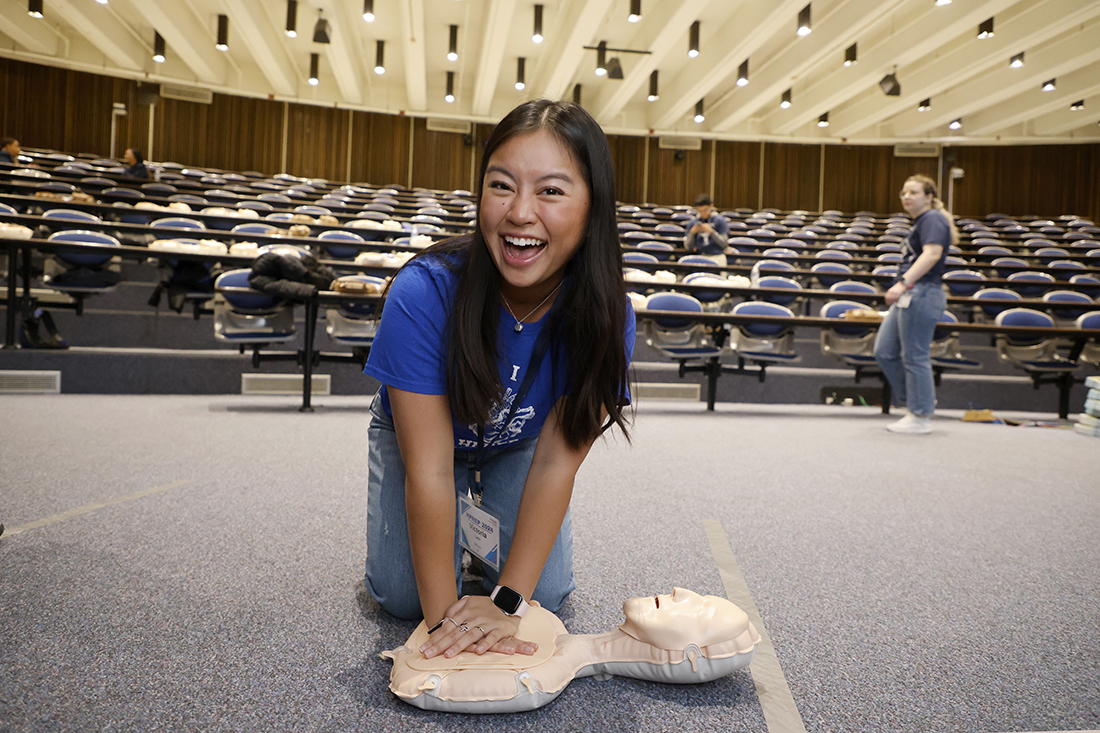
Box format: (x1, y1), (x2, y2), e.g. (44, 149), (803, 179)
(490, 585), (530, 618)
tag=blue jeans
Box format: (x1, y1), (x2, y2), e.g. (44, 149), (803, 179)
(873, 281), (946, 417)
(363, 393), (575, 620)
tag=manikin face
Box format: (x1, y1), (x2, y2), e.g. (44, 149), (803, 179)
(620, 587), (749, 650)
(899, 180), (933, 218)
(479, 129), (590, 304)
(124, 149), (137, 166)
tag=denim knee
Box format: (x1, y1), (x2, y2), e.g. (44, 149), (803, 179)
(364, 571), (423, 620)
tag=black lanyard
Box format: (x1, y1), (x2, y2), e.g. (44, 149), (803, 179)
(471, 309), (556, 503)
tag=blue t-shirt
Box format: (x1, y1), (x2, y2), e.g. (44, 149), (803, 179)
(364, 254), (636, 450)
(899, 209), (951, 284)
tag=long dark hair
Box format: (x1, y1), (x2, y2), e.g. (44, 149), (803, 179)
(405, 99), (630, 449)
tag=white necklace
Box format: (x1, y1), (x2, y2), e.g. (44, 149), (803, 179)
(502, 281), (563, 333)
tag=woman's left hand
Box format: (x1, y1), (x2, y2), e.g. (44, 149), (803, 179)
(418, 595), (538, 659)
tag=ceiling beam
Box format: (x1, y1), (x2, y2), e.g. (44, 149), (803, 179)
(832, 0), (1100, 139)
(889, 23), (1100, 137)
(1031, 92), (1100, 137)
(471, 0), (516, 117)
(708, 0), (899, 133)
(764, 0), (1019, 136)
(966, 71), (1100, 138)
(222, 0), (297, 97)
(48, 0), (145, 71)
(320, 0), (364, 106)
(530, 0), (615, 105)
(0, 7), (61, 56)
(130, 0), (227, 85)
(591, 0), (709, 125)
(399, 0), (427, 111)
(652, 0), (811, 130)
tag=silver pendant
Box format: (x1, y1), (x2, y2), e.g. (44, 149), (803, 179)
(514, 322), (523, 333)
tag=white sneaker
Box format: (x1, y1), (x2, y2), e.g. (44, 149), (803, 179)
(887, 412), (932, 434)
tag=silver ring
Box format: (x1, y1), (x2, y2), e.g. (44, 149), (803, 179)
(447, 617), (460, 629)
(460, 623), (470, 633)
(475, 625), (486, 635)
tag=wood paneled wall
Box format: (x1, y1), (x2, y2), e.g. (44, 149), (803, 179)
(2, 59), (1098, 220)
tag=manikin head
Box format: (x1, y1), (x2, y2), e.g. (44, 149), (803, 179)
(620, 587), (749, 650)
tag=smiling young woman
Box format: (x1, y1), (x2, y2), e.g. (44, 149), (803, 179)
(362, 99), (634, 661)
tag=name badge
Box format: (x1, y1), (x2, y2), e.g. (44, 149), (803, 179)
(458, 495), (501, 570)
(897, 291), (912, 308)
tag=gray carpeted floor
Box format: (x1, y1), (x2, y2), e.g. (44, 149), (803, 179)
(1, 394), (1098, 732)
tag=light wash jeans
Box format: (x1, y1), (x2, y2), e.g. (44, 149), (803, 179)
(872, 281), (946, 417)
(363, 393), (575, 620)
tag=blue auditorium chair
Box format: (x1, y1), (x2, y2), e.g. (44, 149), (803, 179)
(325, 275), (387, 353)
(829, 280), (876, 296)
(681, 272), (732, 312)
(42, 209), (100, 223)
(1007, 271), (1056, 298)
(637, 241), (675, 261)
(43, 230), (122, 312)
(929, 311), (981, 375)
(318, 229), (366, 261)
(942, 269), (986, 297)
(994, 307), (1079, 417)
(1042, 290), (1094, 324)
(726, 301), (800, 367)
(811, 262), (853, 289)
(641, 292), (720, 363)
(1075, 311), (1100, 367)
(150, 217), (205, 231)
(819, 300), (879, 369)
(973, 288), (1023, 321)
(213, 269), (297, 347)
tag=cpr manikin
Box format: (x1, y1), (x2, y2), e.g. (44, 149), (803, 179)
(382, 588), (761, 713)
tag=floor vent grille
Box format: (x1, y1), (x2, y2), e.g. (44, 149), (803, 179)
(633, 382), (700, 401)
(0, 370), (62, 394)
(241, 373), (331, 395)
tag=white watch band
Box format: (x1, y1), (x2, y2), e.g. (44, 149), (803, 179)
(490, 585), (531, 618)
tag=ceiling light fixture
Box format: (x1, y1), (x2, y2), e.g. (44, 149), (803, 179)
(688, 21), (700, 58)
(1070, 100), (1084, 111)
(977, 18), (994, 39)
(879, 67), (900, 96)
(606, 57), (624, 80)
(781, 88), (791, 109)
(648, 71), (659, 102)
(515, 58), (526, 91)
(694, 99), (705, 124)
(629, 0), (642, 23)
(596, 41), (607, 76)
(736, 59), (749, 87)
(797, 4), (812, 36)
(1041, 78), (1056, 92)
(844, 43), (857, 66)
(153, 31), (166, 63)
(818, 112), (829, 128)
(363, 0), (375, 22)
(216, 14), (229, 51)
(445, 71), (455, 103)
(285, 0), (297, 37)
(308, 53), (319, 86)
(573, 83), (582, 106)
(95, 0), (107, 5)
(949, 118), (962, 130)
(918, 98), (931, 112)
(532, 4), (543, 43)
(28, 0), (43, 18)
(374, 40), (385, 74)
(934, 0), (951, 5)
(448, 25), (458, 61)
(313, 12), (331, 44)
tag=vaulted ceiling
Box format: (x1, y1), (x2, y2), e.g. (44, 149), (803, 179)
(3, 0), (1099, 144)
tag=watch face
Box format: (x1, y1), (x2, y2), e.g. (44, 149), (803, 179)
(493, 585), (523, 615)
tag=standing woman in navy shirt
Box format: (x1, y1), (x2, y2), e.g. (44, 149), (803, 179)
(873, 174), (957, 434)
(363, 99), (634, 660)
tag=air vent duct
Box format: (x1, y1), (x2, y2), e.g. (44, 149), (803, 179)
(894, 143), (940, 158)
(426, 118), (472, 134)
(658, 136), (703, 151)
(160, 84), (214, 105)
